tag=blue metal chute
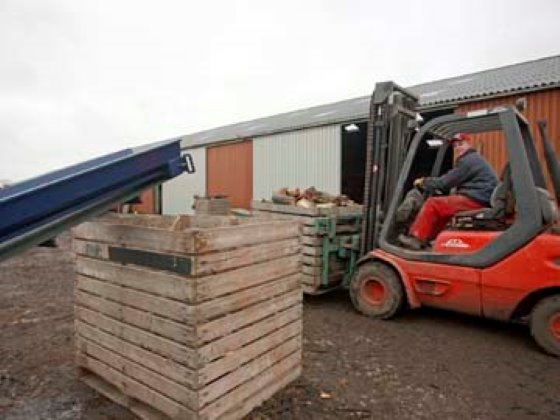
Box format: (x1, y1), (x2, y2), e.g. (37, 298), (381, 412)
(0, 138), (194, 262)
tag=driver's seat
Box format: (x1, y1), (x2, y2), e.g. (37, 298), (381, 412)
(452, 165), (514, 230)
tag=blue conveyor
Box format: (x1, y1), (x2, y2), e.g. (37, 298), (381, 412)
(0, 138), (194, 262)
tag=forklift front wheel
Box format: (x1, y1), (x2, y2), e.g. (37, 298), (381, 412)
(350, 262), (404, 320)
(530, 295), (560, 357)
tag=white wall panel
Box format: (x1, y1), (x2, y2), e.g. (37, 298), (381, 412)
(253, 125), (340, 200)
(162, 147), (206, 215)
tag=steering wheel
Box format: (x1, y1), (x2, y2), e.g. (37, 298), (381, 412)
(415, 184), (445, 199)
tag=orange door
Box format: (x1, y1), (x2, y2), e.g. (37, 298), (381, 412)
(118, 188), (156, 214)
(207, 140), (253, 209)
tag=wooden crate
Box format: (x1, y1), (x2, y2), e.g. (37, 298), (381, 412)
(72, 213), (302, 420)
(251, 201), (362, 295)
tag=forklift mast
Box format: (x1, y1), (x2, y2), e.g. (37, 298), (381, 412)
(360, 82), (418, 256)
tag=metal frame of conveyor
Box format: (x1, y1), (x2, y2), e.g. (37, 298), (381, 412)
(0, 138), (194, 262)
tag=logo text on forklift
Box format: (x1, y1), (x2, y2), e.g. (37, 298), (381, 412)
(443, 238), (470, 249)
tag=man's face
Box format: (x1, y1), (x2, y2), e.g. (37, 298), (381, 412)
(452, 140), (470, 157)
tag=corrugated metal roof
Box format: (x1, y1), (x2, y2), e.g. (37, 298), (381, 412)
(182, 96), (369, 148)
(412, 54), (560, 107)
(181, 55), (560, 148)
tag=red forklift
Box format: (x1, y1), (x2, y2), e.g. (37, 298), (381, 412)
(350, 82), (560, 357)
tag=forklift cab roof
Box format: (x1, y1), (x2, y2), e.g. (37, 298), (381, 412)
(426, 106), (530, 140)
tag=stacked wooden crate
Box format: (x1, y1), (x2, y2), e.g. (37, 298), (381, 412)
(252, 201), (362, 295)
(72, 213), (301, 420)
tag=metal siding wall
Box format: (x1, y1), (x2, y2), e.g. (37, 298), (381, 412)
(456, 88), (560, 179)
(162, 147), (206, 215)
(207, 140), (253, 208)
(253, 125), (341, 200)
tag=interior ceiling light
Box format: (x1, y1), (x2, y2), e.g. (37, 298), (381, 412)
(344, 123), (359, 132)
(426, 139), (444, 148)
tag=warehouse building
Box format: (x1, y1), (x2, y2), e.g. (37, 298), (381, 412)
(157, 54), (560, 215)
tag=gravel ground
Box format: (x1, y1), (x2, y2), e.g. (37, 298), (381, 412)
(0, 234), (559, 419)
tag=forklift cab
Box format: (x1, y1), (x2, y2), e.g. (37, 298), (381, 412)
(380, 106), (557, 265)
(351, 105), (560, 357)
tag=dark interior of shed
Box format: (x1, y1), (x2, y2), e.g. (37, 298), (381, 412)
(341, 121), (367, 203)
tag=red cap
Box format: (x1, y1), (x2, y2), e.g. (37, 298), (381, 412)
(450, 132), (471, 143)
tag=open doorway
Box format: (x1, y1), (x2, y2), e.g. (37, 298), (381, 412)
(341, 121), (367, 203)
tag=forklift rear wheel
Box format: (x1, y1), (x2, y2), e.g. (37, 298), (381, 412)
(350, 262), (404, 319)
(530, 295), (560, 357)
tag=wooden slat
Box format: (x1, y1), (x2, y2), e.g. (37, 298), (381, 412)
(301, 226), (319, 235)
(252, 200), (362, 217)
(193, 238), (299, 276)
(77, 337), (198, 409)
(76, 275), (194, 322)
(302, 245), (322, 256)
(218, 364), (301, 420)
(251, 210), (315, 225)
(75, 306), (199, 368)
(73, 239), (109, 259)
(301, 273), (318, 287)
(196, 255), (300, 300)
(199, 338), (301, 407)
(302, 236), (323, 246)
(75, 217), (298, 255)
(79, 369), (130, 409)
(303, 264), (344, 277)
(76, 256), (195, 301)
(77, 237), (300, 280)
(196, 222), (299, 253)
(73, 222), (196, 254)
(302, 225), (360, 235)
(81, 353), (301, 420)
(75, 290), (193, 345)
(302, 272), (344, 288)
(197, 288), (301, 344)
(75, 321), (196, 388)
(196, 274), (300, 322)
(199, 352), (301, 419)
(199, 305), (301, 363)
(168, 214), (237, 230)
(76, 271), (301, 345)
(199, 321), (301, 386)
(80, 371), (168, 420)
(303, 284), (317, 294)
(77, 355), (193, 419)
(252, 201), (321, 216)
(302, 255), (322, 266)
(302, 265), (322, 275)
(94, 213), (184, 229)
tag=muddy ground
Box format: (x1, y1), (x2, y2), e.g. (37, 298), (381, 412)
(0, 235), (559, 420)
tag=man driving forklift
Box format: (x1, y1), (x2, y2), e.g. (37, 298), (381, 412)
(398, 133), (498, 249)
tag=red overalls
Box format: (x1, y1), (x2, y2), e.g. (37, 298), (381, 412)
(409, 194), (484, 242)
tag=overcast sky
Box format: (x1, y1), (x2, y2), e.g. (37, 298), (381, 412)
(1, 0), (559, 181)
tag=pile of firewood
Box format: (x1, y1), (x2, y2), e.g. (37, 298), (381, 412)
(271, 186), (357, 208)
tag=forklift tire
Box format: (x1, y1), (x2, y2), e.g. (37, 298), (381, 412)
(530, 295), (560, 357)
(350, 261), (405, 320)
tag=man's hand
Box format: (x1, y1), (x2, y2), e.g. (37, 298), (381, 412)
(413, 177), (424, 188)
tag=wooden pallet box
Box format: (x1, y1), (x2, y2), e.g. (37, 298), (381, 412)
(72, 213), (302, 420)
(251, 201), (362, 295)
